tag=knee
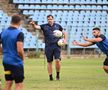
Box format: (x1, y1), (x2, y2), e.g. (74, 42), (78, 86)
(103, 66), (108, 74)
(55, 60), (60, 65)
(48, 62), (52, 66)
(6, 81), (13, 86)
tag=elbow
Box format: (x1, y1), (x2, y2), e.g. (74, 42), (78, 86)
(17, 50), (22, 55)
(17, 48), (22, 55)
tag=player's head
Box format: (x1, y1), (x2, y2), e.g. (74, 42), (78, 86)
(47, 15), (54, 25)
(11, 14), (22, 27)
(92, 27), (101, 37)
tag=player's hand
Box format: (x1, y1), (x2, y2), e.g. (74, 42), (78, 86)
(63, 39), (67, 45)
(29, 21), (35, 25)
(72, 40), (79, 46)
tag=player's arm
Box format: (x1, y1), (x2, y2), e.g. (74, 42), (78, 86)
(59, 25), (68, 44)
(17, 32), (25, 61)
(63, 31), (68, 44)
(30, 21), (41, 30)
(0, 44), (2, 53)
(72, 40), (94, 47)
(83, 36), (103, 43)
(0, 34), (2, 53)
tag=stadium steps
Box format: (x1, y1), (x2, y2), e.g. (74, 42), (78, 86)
(0, 0), (37, 37)
(0, 0), (20, 16)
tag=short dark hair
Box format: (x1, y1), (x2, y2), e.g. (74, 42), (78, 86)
(92, 27), (100, 31)
(11, 14), (22, 24)
(47, 15), (54, 18)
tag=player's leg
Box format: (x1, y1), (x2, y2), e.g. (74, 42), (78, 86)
(13, 65), (24, 90)
(47, 62), (53, 80)
(15, 83), (23, 90)
(103, 66), (108, 73)
(103, 56), (108, 74)
(0, 79), (1, 90)
(3, 64), (13, 90)
(54, 46), (61, 80)
(4, 81), (13, 90)
(55, 60), (61, 80)
(45, 47), (54, 80)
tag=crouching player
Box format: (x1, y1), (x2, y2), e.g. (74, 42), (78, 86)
(73, 27), (108, 74)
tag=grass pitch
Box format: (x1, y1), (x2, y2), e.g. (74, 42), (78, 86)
(0, 56), (108, 90)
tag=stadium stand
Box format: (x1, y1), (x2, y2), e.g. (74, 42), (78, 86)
(0, 0), (108, 50)
(0, 9), (45, 49)
(13, 0), (108, 48)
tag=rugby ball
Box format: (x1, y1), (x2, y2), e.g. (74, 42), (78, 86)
(57, 39), (65, 46)
(53, 30), (63, 38)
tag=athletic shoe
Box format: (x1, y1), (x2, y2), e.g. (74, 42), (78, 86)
(56, 76), (60, 80)
(49, 76), (53, 81)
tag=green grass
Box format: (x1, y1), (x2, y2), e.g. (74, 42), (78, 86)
(0, 56), (108, 90)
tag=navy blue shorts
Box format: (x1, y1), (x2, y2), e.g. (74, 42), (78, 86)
(3, 64), (24, 83)
(45, 44), (61, 62)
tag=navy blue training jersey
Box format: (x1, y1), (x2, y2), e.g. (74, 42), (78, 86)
(0, 27), (24, 66)
(40, 23), (63, 45)
(94, 34), (108, 56)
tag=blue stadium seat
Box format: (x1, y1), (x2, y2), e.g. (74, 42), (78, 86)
(86, 5), (91, 9)
(18, 5), (24, 9)
(53, 5), (58, 9)
(24, 5), (29, 9)
(40, 5), (46, 9)
(80, 5), (86, 9)
(81, 0), (86, 3)
(35, 5), (40, 9)
(58, 0), (64, 3)
(29, 5), (35, 9)
(42, 0), (47, 3)
(97, 0), (103, 4)
(13, 0), (19, 3)
(91, 0), (96, 3)
(97, 6), (102, 10)
(52, 0), (57, 3)
(47, 5), (52, 9)
(23, 10), (29, 15)
(63, 0), (69, 3)
(70, 0), (75, 3)
(86, 0), (91, 3)
(69, 5), (74, 9)
(96, 11), (102, 16)
(29, 10), (34, 15)
(75, 0), (81, 3)
(102, 11), (107, 16)
(91, 5), (96, 10)
(33, 0), (41, 3)
(64, 5), (69, 9)
(75, 5), (81, 9)
(104, 0), (108, 3)
(103, 6), (108, 10)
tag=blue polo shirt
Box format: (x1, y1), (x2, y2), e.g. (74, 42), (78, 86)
(0, 27), (24, 66)
(40, 23), (63, 46)
(93, 34), (108, 56)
